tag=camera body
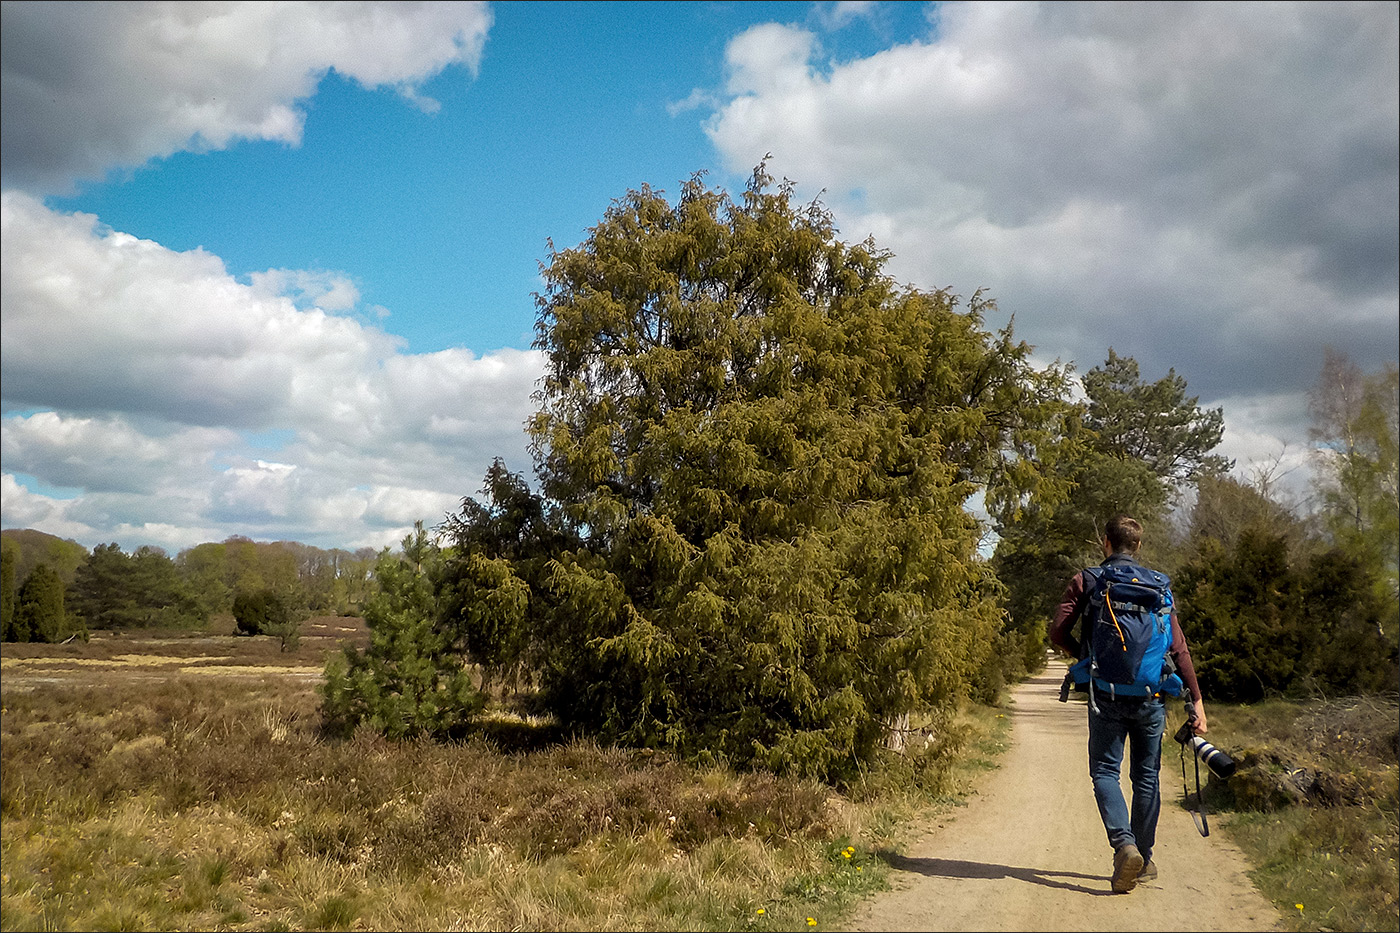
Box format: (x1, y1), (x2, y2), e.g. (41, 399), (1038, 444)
(1174, 715), (1236, 779)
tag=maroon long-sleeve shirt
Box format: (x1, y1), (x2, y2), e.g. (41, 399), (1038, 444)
(1049, 558), (1203, 704)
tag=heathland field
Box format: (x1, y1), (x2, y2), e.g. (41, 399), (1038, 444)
(2, 622), (1395, 932)
(1, 619), (984, 932)
(0, 615), (363, 691)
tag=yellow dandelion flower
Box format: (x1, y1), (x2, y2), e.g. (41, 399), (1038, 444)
(842, 850), (852, 859)
(807, 919), (817, 927)
(756, 908), (765, 915)
(1296, 904), (1304, 912)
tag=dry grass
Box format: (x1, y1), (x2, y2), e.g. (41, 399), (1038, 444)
(1198, 696), (1399, 933)
(1, 624), (996, 932)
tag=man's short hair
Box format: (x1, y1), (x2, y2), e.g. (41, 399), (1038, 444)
(1105, 514), (1143, 554)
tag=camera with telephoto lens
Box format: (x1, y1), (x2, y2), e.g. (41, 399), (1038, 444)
(1173, 706), (1236, 779)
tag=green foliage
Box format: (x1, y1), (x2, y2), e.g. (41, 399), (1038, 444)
(13, 563), (84, 643)
(58, 535), (358, 635)
(176, 541), (234, 618)
(1, 544), (14, 641)
(1083, 348), (1232, 488)
(509, 165), (1060, 782)
(989, 350), (1229, 672)
(1177, 531), (1307, 701)
(69, 543), (206, 629)
(321, 524), (484, 740)
(1176, 528), (1398, 702)
(232, 588), (289, 636)
(1307, 350), (1399, 603)
(1, 534), (89, 642)
(992, 451), (1167, 630)
(176, 537), (374, 618)
(0, 530), (87, 644)
(440, 459), (575, 694)
(1166, 419), (1398, 706)
(5, 529), (374, 635)
(1296, 548), (1399, 696)
(0, 528), (88, 588)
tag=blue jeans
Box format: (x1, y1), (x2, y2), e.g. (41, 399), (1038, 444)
(1087, 692), (1166, 861)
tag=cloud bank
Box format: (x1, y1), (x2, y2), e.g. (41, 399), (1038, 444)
(1, 190), (541, 551)
(703, 1), (1398, 491)
(1, 1), (1395, 554)
(2, 1), (537, 553)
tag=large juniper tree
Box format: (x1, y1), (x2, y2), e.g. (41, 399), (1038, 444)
(484, 166), (1069, 781)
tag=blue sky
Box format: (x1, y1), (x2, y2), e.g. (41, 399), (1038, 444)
(35, 2), (933, 355)
(2, 1), (1397, 554)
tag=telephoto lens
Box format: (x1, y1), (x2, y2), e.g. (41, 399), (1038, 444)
(1186, 735), (1237, 779)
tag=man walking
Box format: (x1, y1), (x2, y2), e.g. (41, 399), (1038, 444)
(1050, 514), (1208, 893)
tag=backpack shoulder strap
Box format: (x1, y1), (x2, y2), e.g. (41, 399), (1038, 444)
(1077, 566), (1106, 657)
(1082, 565), (1111, 605)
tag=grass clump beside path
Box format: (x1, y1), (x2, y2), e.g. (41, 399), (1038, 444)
(0, 662), (1009, 933)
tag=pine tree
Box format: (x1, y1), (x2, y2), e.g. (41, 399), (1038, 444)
(1083, 349), (1231, 488)
(16, 563), (79, 643)
(71, 543), (203, 629)
(321, 523), (484, 739)
(1, 545), (16, 641)
(990, 350), (1232, 672)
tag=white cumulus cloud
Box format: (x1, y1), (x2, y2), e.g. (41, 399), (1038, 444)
(2, 191), (542, 551)
(1, 0), (494, 194)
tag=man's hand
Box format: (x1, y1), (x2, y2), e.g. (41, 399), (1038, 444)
(1191, 698), (1208, 735)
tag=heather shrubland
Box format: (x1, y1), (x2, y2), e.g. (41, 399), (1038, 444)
(1, 626), (1008, 933)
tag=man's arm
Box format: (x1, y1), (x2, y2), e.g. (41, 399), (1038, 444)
(1169, 612), (1208, 734)
(1048, 571), (1088, 658)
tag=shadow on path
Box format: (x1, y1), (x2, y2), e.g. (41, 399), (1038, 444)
(877, 852), (1115, 897)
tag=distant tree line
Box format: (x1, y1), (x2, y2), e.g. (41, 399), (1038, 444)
(322, 166), (1398, 784)
(1, 532), (380, 643)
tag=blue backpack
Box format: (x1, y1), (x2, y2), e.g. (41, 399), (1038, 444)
(1065, 560), (1184, 701)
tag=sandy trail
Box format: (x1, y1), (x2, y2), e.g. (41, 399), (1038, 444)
(841, 668), (1287, 932)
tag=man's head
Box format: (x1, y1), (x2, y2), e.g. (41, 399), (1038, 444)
(1103, 514), (1143, 556)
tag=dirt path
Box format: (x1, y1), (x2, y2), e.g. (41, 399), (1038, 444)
(840, 667), (1288, 932)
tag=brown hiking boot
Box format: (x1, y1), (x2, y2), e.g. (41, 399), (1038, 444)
(1139, 860), (1158, 881)
(1112, 844), (1144, 893)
